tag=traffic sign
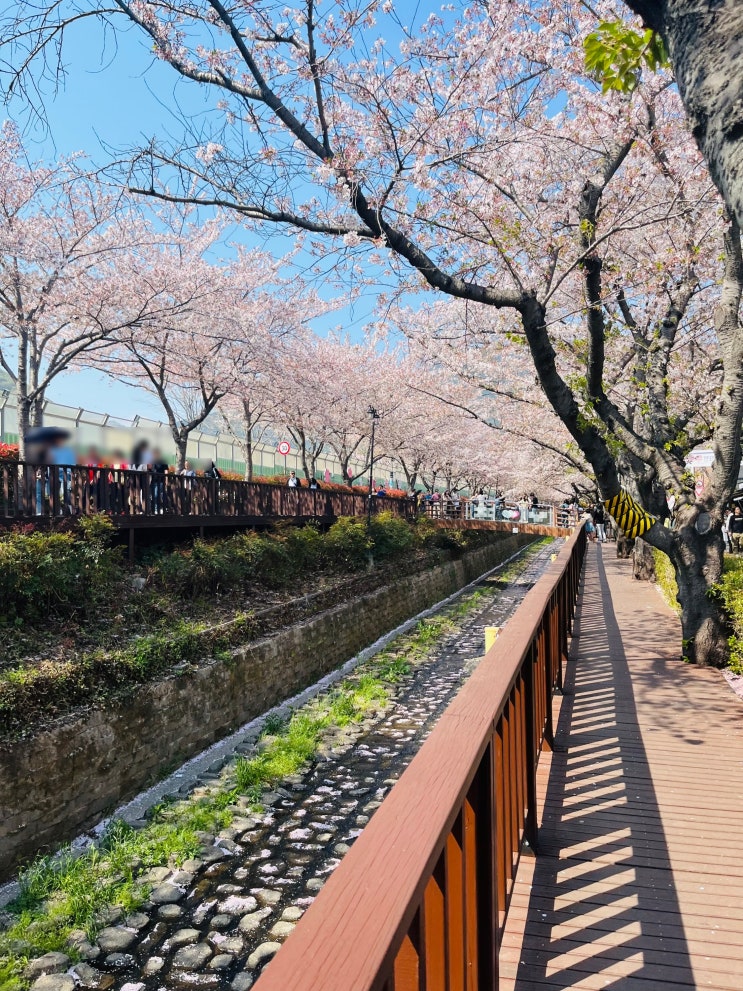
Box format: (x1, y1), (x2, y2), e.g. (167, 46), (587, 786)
(277, 441), (291, 456)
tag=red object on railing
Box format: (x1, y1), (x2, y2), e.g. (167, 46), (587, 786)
(252, 526), (586, 991)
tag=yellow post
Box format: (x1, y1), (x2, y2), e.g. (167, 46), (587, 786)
(484, 626), (500, 652)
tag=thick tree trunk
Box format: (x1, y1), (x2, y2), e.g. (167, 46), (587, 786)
(623, 1), (743, 233)
(30, 393), (44, 428)
(669, 526), (728, 667)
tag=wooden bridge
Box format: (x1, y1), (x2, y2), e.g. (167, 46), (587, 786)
(0, 462), (566, 558)
(248, 530), (743, 991)
(0, 461), (410, 526)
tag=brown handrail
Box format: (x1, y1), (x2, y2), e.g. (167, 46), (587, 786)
(0, 461), (412, 523)
(253, 525), (586, 991)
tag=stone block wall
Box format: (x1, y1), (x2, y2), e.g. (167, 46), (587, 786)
(0, 534), (532, 880)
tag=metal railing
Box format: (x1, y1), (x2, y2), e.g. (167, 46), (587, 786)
(0, 462), (411, 523)
(253, 525), (586, 991)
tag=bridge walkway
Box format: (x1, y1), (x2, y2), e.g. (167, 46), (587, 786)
(500, 542), (743, 991)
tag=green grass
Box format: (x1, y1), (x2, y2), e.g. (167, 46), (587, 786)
(0, 538), (549, 989)
(0, 614), (258, 738)
(651, 548), (681, 615)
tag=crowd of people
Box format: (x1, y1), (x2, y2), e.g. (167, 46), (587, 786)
(21, 429), (226, 516)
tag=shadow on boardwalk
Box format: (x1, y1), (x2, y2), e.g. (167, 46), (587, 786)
(501, 543), (743, 991)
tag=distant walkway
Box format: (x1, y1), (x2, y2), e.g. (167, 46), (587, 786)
(501, 543), (743, 991)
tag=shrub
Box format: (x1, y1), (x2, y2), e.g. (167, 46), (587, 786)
(232, 530), (294, 587)
(324, 516), (372, 568)
(368, 511), (416, 559)
(0, 441), (19, 461)
(284, 522), (324, 569)
(715, 557), (743, 673)
(0, 521), (122, 624)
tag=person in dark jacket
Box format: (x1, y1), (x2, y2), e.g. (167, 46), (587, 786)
(591, 503), (606, 543)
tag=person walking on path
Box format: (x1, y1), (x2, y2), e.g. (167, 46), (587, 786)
(592, 503), (607, 543)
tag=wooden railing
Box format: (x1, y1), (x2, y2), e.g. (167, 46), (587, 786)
(253, 525), (586, 991)
(0, 461), (411, 523)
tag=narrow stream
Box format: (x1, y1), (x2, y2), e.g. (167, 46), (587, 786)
(68, 541), (559, 991)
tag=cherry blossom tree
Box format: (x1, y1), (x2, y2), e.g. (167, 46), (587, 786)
(309, 334), (402, 484)
(100, 241), (308, 470)
(219, 373), (277, 481)
(2, 1), (742, 664)
(0, 121), (184, 458)
(218, 278), (334, 480)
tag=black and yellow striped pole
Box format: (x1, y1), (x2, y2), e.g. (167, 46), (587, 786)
(604, 490), (657, 539)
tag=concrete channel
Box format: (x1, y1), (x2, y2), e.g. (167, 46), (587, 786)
(12, 539), (561, 991)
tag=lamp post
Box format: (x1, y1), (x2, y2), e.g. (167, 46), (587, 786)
(367, 405), (380, 525)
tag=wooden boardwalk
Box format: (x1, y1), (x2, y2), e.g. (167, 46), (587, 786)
(501, 542), (743, 991)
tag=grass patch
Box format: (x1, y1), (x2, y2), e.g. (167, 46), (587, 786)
(651, 548), (681, 614)
(0, 614), (258, 738)
(0, 798), (233, 982)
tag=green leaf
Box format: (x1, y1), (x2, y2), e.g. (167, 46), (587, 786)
(584, 21), (670, 94)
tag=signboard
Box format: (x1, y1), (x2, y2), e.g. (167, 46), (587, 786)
(685, 448), (715, 468)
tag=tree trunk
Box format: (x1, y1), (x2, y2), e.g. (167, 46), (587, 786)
(669, 525), (728, 667)
(16, 396), (30, 461)
(632, 537), (656, 581)
(245, 429), (253, 481)
(174, 437), (188, 472)
(30, 393), (44, 428)
(622, 1), (743, 233)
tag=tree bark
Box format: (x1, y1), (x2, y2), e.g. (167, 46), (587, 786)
(174, 436), (188, 472)
(632, 537), (656, 581)
(669, 523), (728, 667)
(623, 1), (743, 232)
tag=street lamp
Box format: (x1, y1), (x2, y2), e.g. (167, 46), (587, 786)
(367, 405), (380, 525)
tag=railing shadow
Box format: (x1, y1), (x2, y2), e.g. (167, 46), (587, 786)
(510, 546), (695, 989)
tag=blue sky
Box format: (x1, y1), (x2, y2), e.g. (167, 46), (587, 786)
(8, 14), (384, 421)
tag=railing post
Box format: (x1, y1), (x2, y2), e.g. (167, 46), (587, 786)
(523, 642), (539, 854)
(473, 749), (498, 991)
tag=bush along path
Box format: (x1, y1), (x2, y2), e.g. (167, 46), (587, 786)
(0, 538), (557, 991)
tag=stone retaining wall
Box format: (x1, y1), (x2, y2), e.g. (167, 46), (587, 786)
(0, 534), (533, 880)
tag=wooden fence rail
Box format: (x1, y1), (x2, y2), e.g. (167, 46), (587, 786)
(0, 461), (411, 523)
(252, 525), (586, 991)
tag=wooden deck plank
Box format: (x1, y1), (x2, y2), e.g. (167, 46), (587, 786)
(500, 544), (743, 991)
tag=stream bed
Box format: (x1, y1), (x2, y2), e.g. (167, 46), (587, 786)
(32, 540), (560, 991)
